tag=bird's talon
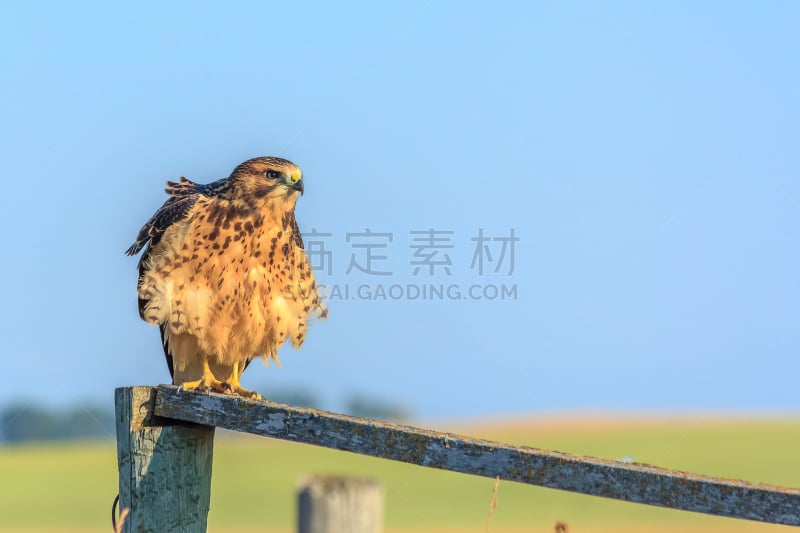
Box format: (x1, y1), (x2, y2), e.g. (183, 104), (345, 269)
(178, 376), (229, 395)
(224, 384), (262, 400)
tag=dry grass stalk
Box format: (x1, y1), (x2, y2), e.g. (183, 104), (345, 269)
(486, 475), (500, 533)
(115, 507), (129, 533)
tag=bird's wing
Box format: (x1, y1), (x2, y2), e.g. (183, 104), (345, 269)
(127, 178), (205, 380)
(125, 178), (202, 257)
(125, 195), (198, 256)
(164, 176), (200, 198)
(127, 179), (206, 329)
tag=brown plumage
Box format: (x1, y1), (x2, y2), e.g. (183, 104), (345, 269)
(126, 157), (327, 399)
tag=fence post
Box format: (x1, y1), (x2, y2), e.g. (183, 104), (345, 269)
(115, 386), (215, 532)
(297, 475), (384, 533)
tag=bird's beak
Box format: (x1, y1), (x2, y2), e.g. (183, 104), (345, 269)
(287, 171), (304, 195)
(292, 179), (304, 195)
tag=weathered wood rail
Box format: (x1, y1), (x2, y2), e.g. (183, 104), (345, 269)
(116, 385), (800, 531)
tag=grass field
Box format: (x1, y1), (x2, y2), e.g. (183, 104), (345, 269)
(0, 414), (798, 532)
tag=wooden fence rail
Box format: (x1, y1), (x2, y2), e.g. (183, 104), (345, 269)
(116, 385), (800, 531)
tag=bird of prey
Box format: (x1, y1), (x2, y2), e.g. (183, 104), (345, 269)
(126, 157), (327, 399)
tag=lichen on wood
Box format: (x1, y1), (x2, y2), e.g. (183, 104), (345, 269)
(151, 385), (800, 526)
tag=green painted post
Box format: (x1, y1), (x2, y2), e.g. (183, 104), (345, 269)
(115, 386), (215, 532)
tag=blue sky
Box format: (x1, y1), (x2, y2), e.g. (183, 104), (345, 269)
(1, 2), (798, 419)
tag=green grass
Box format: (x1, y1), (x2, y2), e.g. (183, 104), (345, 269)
(1, 416), (799, 532)
(0, 440), (118, 531)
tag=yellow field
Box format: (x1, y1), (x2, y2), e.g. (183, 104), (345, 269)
(0, 414), (798, 532)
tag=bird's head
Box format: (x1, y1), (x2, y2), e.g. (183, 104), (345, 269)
(228, 156), (304, 206)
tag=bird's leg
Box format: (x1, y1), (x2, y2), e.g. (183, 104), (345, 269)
(178, 353), (230, 394)
(223, 361), (263, 400)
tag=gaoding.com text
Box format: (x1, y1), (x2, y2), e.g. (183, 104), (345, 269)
(318, 283), (518, 301)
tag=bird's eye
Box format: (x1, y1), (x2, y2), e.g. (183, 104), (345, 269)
(265, 170), (280, 179)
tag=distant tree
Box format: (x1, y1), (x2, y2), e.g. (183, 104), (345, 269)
(261, 387), (321, 409)
(61, 405), (115, 440)
(0, 403), (115, 443)
(344, 394), (412, 422)
(0, 404), (60, 442)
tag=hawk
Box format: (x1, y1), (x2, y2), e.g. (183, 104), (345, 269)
(126, 157), (327, 399)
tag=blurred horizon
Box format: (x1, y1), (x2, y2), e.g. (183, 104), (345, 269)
(3, 392), (798, 446)
(1, 2), (798, 420)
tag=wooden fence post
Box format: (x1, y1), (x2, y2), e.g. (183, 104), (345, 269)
(297, 475), (384, 533)
(115, 386), (215, 532)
